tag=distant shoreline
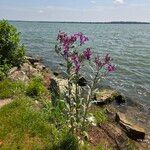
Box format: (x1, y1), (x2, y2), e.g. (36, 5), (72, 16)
(8, 20), (150, 24)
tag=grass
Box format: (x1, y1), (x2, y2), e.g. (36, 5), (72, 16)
(26, 77), (49, 98)
(0, 96), (72, 149)
(0, 78), (110, 150)
(90, 106), (108, 124)
(0, 79), (25, 99)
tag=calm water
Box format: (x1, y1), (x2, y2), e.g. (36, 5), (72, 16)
(11, 21), (150, 106)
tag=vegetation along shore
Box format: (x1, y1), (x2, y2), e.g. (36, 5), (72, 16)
(0, 20), (149, 149)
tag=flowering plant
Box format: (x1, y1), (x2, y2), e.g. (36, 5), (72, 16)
(55, 31), (116, 136)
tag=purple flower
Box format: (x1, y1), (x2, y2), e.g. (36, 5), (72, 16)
(70, 53), (81, 73)
(74, 32), (89, 46)
(83, 48), (92, 60)
(63, 46), (69, 56)
(107, 64), (116, 72)
(57, 31), (67, 44)
(94, 55), (102, 69)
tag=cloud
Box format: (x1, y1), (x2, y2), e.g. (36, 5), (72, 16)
(90, 0), (96, 4)
(114, 0), (124, 4)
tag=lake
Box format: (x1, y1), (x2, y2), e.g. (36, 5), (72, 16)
(11, 21), (150, 107)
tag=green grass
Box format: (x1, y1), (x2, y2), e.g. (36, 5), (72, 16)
(26, 77), (48, 98)
(0, 79), (25, 99)
(90, 106), (108, 124)
(0, 97), (68, 149)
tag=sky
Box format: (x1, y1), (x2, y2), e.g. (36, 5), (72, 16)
(0, 0), (150, 22)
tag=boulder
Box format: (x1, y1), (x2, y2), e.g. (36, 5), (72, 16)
(8, 70), (29, 83)
(21, 63), (38, 77)
(34, 62), (46, 71)
(115, 112), (145, 140)
(25, 56), (41, 65)
(8, 67), (18, 75)
(94, 89), (117, 105)
(94, 89), (125, 106)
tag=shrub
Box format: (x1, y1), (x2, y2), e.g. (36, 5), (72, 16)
(0, 63), (11, 80)
(0, 20), (25, 67)
(26, 77), (48, 98)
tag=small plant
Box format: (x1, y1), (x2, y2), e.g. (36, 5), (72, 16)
(54, 31), (116, 136)
(26, 77), (48, 98)
(0, 20), (25, 67)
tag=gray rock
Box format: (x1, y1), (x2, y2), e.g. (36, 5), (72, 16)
(8, 70), (29, 83)
(8, 67), (18, 75)
(34, 62), (45, 71)
(94, 89), (125, 106)
(115, 112), (145, 140)
(25, 56), (41, 64)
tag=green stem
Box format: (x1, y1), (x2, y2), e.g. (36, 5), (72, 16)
(82, 71), (99, 131)
(66, 59), (74, 133)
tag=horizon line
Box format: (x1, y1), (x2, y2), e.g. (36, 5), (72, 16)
(6, 20), (150, 24)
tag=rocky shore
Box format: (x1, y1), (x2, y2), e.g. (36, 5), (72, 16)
(1, 56), (149, 149)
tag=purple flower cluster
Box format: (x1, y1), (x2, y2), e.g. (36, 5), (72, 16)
(94, 54), (116, 72)
(57, 31), (89, 57)
(56, 31), (116, 74)
(83, 48), (92, 60)
(71, 53), (81, 73)
(74, 32), (89, 46)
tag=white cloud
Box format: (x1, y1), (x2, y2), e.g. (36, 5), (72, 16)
(90, 0), (96, 4)
(114, 0), (124, 4)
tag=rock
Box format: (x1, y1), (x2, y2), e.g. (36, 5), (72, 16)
(115, 112), (145, 140)
(34, 62), (46, 71)
(94, 89), (117, 105)
(25, 56), (41, 65)
(94, 89), (125, 106)
(77, 77), (87, 87)
(53, 77), (68, 94)
(8, 67), (18, 75)
(8, 70), (29, 83)
(21, 63), (38, 77)
(43, 73), (51, 88)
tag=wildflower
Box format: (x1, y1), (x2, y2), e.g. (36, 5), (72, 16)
(94, 55), (103, 69)
(83, 48), (92, 60)
(74, 32), (89, 45)
(107, 64), (116, 72)
(57, 31), (67, 44)
(71, 53), (81, 73)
